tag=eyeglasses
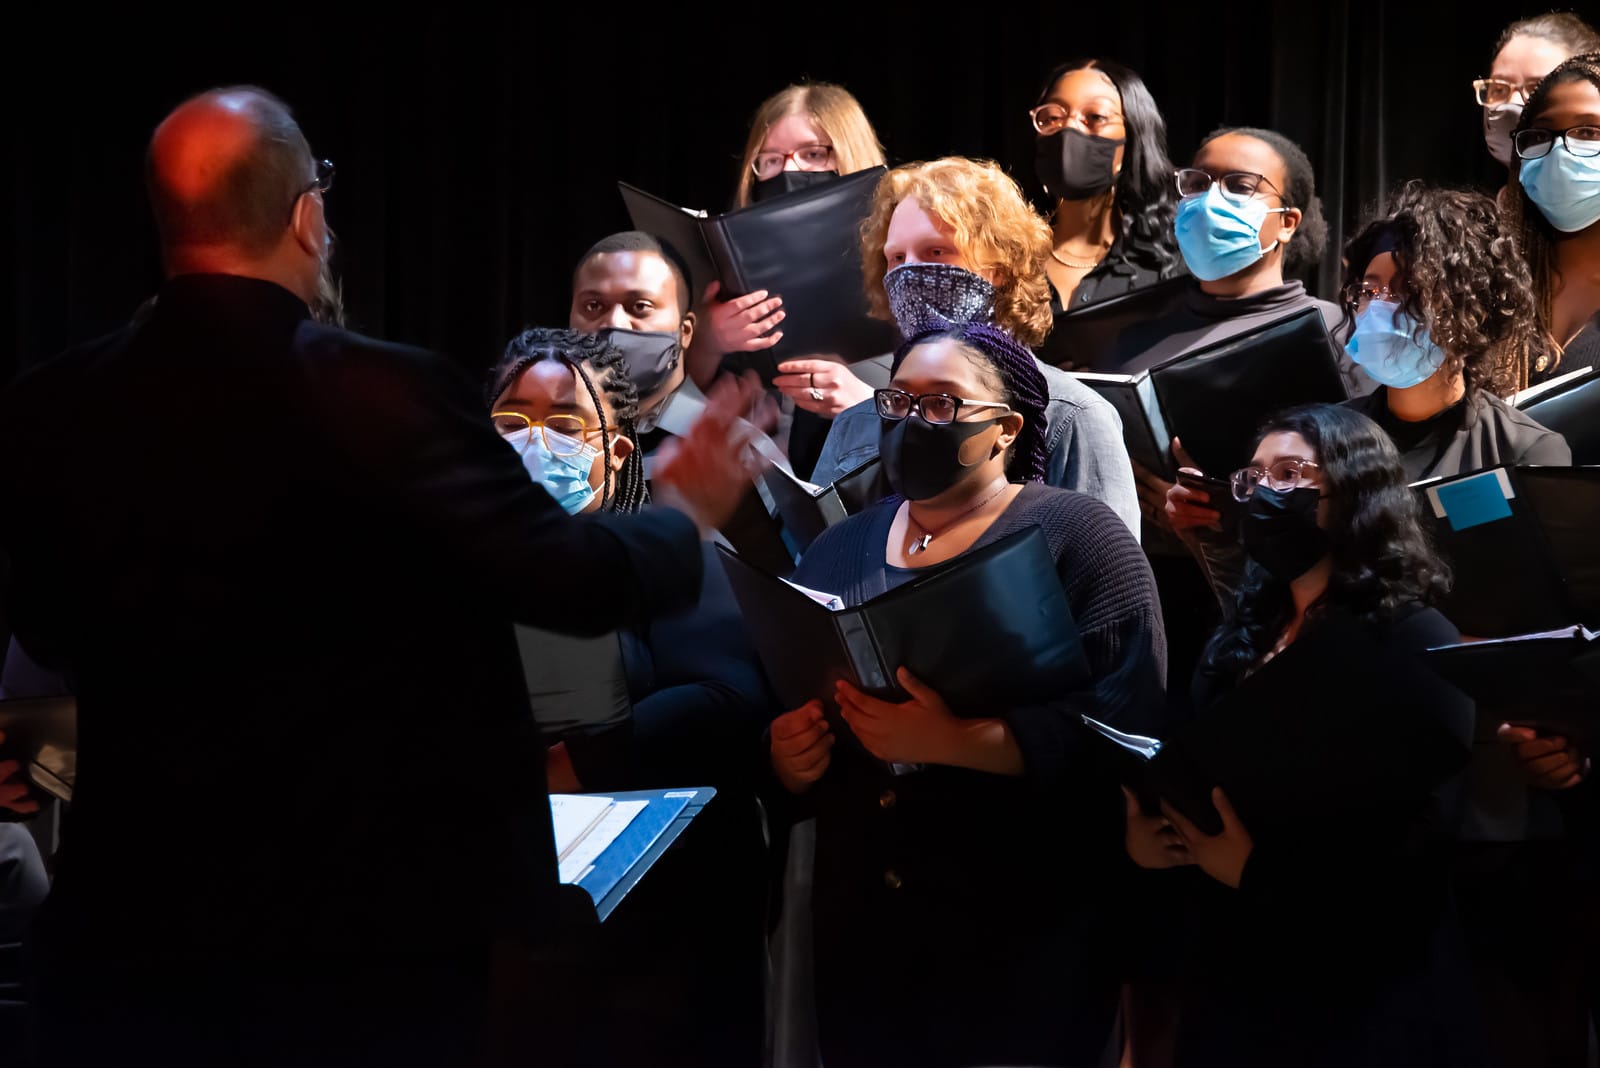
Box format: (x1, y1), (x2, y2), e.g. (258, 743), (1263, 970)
(751, 143), (835, 180)
(288, 159), (335, 221)
(1229, 457), (1321, 501)
(1472, 77), (1544, 107)
(491, 411), (603, 456)
(1340, 282), (1401, 313)
(1028, 102), (1123, 137)
(874, 388), (1012, 425)
(1512, 125), (1600, 161)
(1174, 168), (1282, 204)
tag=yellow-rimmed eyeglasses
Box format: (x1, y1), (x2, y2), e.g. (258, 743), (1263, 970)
(491, 411), (603, 456)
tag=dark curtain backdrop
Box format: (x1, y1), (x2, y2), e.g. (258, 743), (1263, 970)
(5, 1), (1521, 387)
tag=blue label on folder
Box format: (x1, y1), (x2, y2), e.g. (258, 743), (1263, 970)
(1434, 473), (1512, 531)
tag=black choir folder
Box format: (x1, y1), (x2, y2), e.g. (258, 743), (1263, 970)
(1065, 307), (1348, 478)
(1514, 365), (1600, 464)
(1036, 275), (1191, 371)
(1083, 611), (1472, 837)
(1425, 627), (1600, 743)
(618, 167), (900, 374)
(759, 456), (889, 557)
(717, 526), (1091, 719)
(1413, 465), (1600, 638)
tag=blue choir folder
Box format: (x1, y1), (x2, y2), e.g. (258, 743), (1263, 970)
(555, 787), (716, 923)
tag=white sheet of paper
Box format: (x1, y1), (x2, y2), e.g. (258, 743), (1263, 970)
(780, 578), (845, 610)
(550, 794), (614, 860)
(558, 799), (647, 884)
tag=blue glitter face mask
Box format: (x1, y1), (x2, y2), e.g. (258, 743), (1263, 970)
(883, 263), (998, 341)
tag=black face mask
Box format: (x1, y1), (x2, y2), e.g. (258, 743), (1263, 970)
(879, 414), (1000, 502)
(1239, 484), (1330, 581)
(1033, 128), (1123, 201)
(752, 169), (839, 203)
(595, 327), (682, 402)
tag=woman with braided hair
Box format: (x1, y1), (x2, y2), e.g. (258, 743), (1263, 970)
(1505, 50), (1600, 386)
(487, 327), (774, 1064)
(769, 320), (1166, 1066)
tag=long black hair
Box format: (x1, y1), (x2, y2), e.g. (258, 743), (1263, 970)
(1198, 126), (1329, 278)
(1201, 403), (1450, 680)
(1036, 58), (1181, 274)
(487, 328), (648, 514)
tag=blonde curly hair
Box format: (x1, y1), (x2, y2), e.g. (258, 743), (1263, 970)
(859, 158), (1054, 348)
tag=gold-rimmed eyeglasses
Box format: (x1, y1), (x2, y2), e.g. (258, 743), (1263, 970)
(491, 411), (604, 456)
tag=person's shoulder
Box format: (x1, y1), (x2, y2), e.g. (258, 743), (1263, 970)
(1012, 482), (1136, 548)
(295, 321), (476, 394)
(1, 325), (134, 426)
(1474, 389), (1571, 448)
(1034, 358), (1113, 413)
(1379, 602), (1460, 654)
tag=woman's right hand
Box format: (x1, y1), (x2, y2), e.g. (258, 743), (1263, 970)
(1122, 786), (1192, 869)
(1166, 469), (1223, 533)
(703, 281), (786, 354)
(770, 700), (833, 794)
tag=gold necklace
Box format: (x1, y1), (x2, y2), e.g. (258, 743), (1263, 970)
(1049, 245), (1107, 270)
(905, 482), (1009, 555)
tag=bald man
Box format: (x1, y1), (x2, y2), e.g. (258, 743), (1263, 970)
(0, 86), (754, 1066)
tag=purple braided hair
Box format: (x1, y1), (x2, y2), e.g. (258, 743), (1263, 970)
(895, 322), (1051, 483)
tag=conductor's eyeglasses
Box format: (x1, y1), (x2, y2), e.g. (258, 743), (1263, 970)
(874, 389), (1012, 425)
(1229, 457), (1321, 501)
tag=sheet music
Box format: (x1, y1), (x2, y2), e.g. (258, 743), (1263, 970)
(558, 799), (647, 884)
(549, 794), (614, 859)
(780, 578), (845, 610)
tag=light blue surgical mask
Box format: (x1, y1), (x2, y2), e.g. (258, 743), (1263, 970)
(1519, 145), (1600, 233)
(1345, 301), (1447, 390)
(1174, 186), (1288, 282)
(501, 426), (602, 514)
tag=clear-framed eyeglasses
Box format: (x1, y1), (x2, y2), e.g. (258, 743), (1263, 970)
(491, 411), (604, 456)
(1229, 457), (1321, 501)
(751, 143), (835, 180)
(874, 388), (1012, 425)
(1340, 282), (1402, 313)
(1472, 77), (1543, 107)
(1027, 102), (1123, 137)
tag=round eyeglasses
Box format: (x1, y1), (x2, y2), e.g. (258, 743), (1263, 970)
(1513, 125), (1600, 161)
(491, 412), (603, 456)
(1028, 102), (1123, 137)
(1340, 282), (1402, 313)
(1229, 457), (1321, 501)
(751, 143), (835, 180)
(874, 388), (1011, 425)
(1174, 168), (1283, 204)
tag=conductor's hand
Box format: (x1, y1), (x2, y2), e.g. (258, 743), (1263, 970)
(771, 701), (833, 794)
(0, 732), (40, 818)
(653, 372), (769, 534)
(704, 281), (785, 354)
(1496, 724), (1588, 790)
(773, 358), (873, 418)
(1123, 786), (1193, 869)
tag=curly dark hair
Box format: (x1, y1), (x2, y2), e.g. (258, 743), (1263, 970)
(1198, 126), (1328, 277)
(1506, 51), (1600, 368)
(1342, 182), (1545, 395)
(486, 328), (648, 514)
(1201, 403), (1451, 681)
(895, 322), (1051, 483)
(1035, 58), (1182, 275)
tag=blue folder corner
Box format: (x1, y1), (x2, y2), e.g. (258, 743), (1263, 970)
(566, 786), (716, 922)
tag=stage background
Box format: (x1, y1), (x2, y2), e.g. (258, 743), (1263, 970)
(3, 1), (1542, 384)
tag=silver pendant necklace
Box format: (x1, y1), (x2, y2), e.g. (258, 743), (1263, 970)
(906, 483), (1008, 555)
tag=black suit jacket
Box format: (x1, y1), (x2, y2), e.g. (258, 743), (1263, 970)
(0, 274), (703, 968)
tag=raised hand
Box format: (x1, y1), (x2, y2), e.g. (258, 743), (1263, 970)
(703, 281), (785, 354)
